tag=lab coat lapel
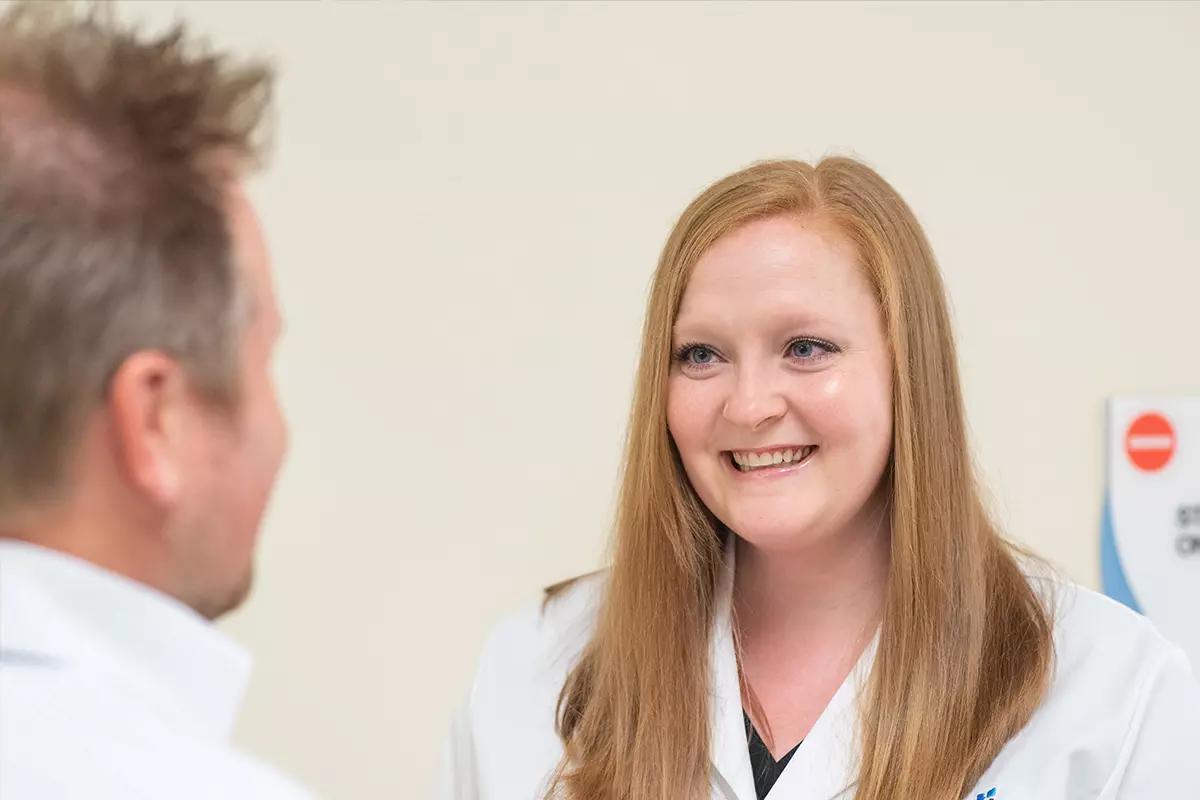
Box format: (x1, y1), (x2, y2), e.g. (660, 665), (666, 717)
(764, 636), (876, 800)
(709, 538), (757, 800)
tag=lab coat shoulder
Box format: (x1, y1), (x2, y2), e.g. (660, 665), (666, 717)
(0, 661), (316, 800)
(441, 573), (606, 800)
(991, 574), (1200, 798)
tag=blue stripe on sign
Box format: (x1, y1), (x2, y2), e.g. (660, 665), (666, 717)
(1100, 491), (1142, 613)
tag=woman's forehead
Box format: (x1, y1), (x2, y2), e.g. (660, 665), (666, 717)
(675, 217), (873, 331)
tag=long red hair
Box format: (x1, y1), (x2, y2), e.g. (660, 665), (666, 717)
(547, 157), (1054, 800)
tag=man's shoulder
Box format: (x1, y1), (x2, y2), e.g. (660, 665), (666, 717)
(0, 663), (315, 800)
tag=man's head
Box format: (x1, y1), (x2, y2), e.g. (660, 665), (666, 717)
(0, 1), (287, 620)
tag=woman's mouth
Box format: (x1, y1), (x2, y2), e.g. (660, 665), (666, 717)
(726, 445), (817, 473)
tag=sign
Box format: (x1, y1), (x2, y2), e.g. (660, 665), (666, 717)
(1125, 412), (1176, 472)
(1103, 397), (1200, 668)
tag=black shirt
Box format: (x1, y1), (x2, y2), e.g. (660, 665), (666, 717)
(744, 712), (801, 800)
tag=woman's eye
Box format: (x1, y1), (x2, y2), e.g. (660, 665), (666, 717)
(790, 340), (815, 359)
(673, 343), (721, 369)
(787, 338), (836, 360)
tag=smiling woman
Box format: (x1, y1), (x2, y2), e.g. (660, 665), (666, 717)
(667, 215), (893, 563)
(439, 158), (1200, 800)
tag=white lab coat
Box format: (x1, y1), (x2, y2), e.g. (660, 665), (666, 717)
(440, 539), (1200, 800)
(0, 541), (316, 800)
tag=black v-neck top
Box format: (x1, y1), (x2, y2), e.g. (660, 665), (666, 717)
(744, 712), (801, 800)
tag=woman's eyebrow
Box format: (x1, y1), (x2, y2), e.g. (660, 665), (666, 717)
(673, 310), (839, 339)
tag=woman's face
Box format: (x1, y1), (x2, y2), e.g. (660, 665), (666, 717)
(666, 215), (893, 553)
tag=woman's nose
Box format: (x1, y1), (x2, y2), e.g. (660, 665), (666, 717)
(721, 367), (787, 431)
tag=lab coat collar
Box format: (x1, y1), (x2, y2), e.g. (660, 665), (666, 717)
(0, 540), (253, 741)
(709, 535), (877, 800)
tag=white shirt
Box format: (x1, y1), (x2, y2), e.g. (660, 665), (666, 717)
(440, 541), (1200, 800)
(0, 541), (315, 800)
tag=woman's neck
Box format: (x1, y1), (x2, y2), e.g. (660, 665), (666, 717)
(732, 517), (891, 756)
(733, 520), (891, 639)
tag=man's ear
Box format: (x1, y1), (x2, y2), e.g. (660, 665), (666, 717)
(107, 351), (191, 508)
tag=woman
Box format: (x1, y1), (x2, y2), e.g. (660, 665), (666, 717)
(440, 158), (1200, 800)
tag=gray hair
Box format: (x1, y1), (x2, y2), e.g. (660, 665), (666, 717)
(0, 1), (274, 516)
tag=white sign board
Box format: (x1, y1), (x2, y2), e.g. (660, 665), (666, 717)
(1103, 397), (1200, 666)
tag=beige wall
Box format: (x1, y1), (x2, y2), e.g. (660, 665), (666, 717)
(58, 0), (1200, 796)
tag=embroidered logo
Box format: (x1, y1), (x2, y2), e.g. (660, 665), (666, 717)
(975, 790), (996, 800)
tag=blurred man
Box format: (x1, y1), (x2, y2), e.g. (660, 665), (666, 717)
(0, 3), (313, 797)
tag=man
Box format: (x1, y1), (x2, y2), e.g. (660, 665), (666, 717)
(0, 3), (314, 797)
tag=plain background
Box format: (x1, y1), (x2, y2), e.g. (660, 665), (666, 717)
(68, 0), (1200, 796)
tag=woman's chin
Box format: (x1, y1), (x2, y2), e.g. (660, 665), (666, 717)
(725, 516), (824, 553)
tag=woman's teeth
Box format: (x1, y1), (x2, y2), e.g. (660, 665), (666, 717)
(730, 446), (814, 472)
